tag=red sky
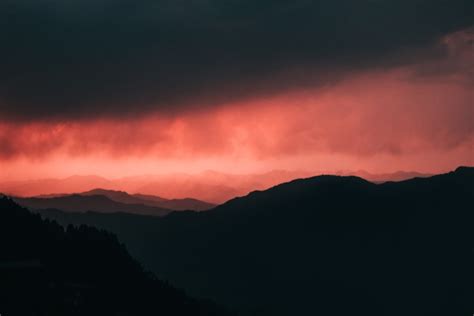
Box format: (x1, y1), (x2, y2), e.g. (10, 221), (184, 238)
(0, 29), (473, 182)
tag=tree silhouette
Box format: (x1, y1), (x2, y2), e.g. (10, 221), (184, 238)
(0, 196), (233, 316)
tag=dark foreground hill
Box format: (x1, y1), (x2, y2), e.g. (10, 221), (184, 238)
(0, 197), (232, 316)
(39, 167), (474, 316)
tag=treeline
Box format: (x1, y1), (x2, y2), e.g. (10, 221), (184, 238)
(0, 196), (232, 316)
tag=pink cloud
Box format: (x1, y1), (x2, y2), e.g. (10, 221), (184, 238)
(1, 29), (472, 179)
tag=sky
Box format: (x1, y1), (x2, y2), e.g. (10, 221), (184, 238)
(0, 0), (473, 181)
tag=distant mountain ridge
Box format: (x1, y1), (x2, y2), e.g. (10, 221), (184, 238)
(12, 188), (215, 215)
(346, 170), (432, 182)
(14, 194), (172, 216)
(0, 169), (433, 203)
(80, 189), (215, 211)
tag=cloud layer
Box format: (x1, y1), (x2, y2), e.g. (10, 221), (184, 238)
(0, 0), (472, 120)
(1, 65), (472, 160)
(1, 31), (472, 179)
(0, 2), (472, 180)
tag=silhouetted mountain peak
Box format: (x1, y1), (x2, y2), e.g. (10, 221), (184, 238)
(454, 165), (474, 175)
(255, 173), (374, 196)
(216, 174), (375, 215)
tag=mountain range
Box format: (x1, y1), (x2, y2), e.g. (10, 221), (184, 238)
(36, 166), (473, 315)
(14, 194), (172, 216)
(0, 169), (432, 203)
(13, 188), (215, 216)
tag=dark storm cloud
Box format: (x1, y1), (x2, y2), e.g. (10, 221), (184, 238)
(0, 0), (472, 121)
